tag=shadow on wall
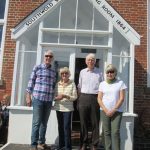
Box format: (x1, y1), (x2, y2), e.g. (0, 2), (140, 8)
(120, 117), (133, 150)
(134, 59), (150, 139)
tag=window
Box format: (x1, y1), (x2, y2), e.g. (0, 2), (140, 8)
(0, 0), (8, 78)
(0, 0), (6, 50)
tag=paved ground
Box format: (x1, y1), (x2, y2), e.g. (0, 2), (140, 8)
(0, 131), (104, 150)
(0, 144), (104, 150)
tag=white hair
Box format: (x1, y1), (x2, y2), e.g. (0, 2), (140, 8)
(86, 53), (96, 61)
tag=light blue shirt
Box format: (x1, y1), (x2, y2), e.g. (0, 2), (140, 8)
(78, 67), (103, 94)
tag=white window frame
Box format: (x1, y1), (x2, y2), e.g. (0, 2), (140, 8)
(0, 0), (9, 79)
(148, 0), (150, 87)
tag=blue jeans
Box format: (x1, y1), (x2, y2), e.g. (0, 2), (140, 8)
(31, 98), (52, 147)
(56, 111), (72, 150)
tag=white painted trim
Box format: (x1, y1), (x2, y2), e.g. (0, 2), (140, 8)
(17, 44), (25, 105)
(89, 0), (140, 45)
(36, 22), (43, 65)
(0, 0), (9, 79)
(41, 27), (112, 35)
(0, 142), (10, 150)
(11, 0), (65, 39)
(40, 42), (111, 49)
(122, 112), (138, 117)
(108, 22), (113, 48)
(129, 44), (135, 113)
(7, 105), (138, 117)
(8, 105), (33, 111)
(0, 19), (5, 25)
(10, 40), (20, 106)
(74, 0), (78, 43)
(106, 22), (113, 65)
(69, 51), (76, 80)
(58, 6), (61, 43)
(112, 55), (131, 58)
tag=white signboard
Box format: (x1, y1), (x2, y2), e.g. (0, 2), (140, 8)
(12, 0), (63, 39)
(89, 0), (140, 45)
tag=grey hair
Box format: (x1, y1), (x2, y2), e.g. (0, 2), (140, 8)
(86, 53), (96, 61)
(59, 67), (70, 77)
(105, 64), (117, 75)
(44, 49), (54, 56)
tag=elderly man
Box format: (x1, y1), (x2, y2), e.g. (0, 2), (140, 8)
(26, 50), (56, 150)
(78, 53), (103, 150)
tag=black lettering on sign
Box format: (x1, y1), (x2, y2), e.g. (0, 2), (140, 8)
(102, 5), (114, 18)
(116, 20), (126, 30)
(25, 2), (53, 26)
(96, 0), (101, 5)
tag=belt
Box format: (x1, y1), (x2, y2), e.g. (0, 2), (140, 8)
(81, 93), (98, 96)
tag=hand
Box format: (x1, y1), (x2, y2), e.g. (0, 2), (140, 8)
(105, 109), (116, 117)
(26, 97), (31, 107)
(26, 93), (32, 107)
(55, 94), (64, 101)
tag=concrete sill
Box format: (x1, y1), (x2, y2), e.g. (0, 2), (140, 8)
(123, 112), (138, 117)
(7, 106), (33, 111)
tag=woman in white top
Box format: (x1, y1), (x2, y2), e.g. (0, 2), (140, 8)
(53, 67), (77, 150)
(98, 64), (127, 150)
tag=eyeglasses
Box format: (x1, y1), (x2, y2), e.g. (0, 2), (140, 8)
(106, 71), (115, 74)
(61, 72), (69, 75)
(45, 55), (53, 58)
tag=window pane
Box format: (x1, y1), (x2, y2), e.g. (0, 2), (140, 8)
(0, 25), (3, 49)
(15, 51), (37, 105)
(0, 0), (6, 19)
(112, 56), (130, 112)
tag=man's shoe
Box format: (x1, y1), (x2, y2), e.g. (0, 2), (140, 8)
(30, 147), (37, 150)
(37, 144), (50, 150)
(80, 145), (86, 150)
(91, 146), (97, 150)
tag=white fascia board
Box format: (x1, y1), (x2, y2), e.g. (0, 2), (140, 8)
(11, 0), (65, 40)
(89, 0), (140, 45)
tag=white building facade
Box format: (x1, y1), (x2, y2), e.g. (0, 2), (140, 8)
(7, 0), (140, 149)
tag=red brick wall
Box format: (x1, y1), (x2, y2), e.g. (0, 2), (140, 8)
(0, 0), (46, 100)
(108, 0), (150, 139)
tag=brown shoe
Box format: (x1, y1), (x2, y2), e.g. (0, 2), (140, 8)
(91, 146), (96, 150)
(37, 144), (50, 150)
(30, 147), (37, 150)
(80, 145), (86, 150)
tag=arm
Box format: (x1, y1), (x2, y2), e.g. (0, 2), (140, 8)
(112, 89), (125, 111)
(64, 82), (78, 101)
(77, 71), (82, 95)
(26, 92), (32, 107)
(108, 89), (125, 117)
(98, 91), (109, 115)
(26, 66), (37, 106)
(55, 82), (78, 101)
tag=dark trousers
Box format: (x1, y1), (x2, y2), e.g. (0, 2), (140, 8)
(78, 94), (100, 147)
(56, 111), (72, 150)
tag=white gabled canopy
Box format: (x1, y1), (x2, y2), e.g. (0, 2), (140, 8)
(11, 0), (140, 45)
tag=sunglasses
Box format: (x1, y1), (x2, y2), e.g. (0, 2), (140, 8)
(61, 72), (69, 75)
(106, 70), (115, 74)
(45, 55), (53, 58)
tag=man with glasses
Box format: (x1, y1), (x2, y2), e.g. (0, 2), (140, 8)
(26, 50), (56, 150)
